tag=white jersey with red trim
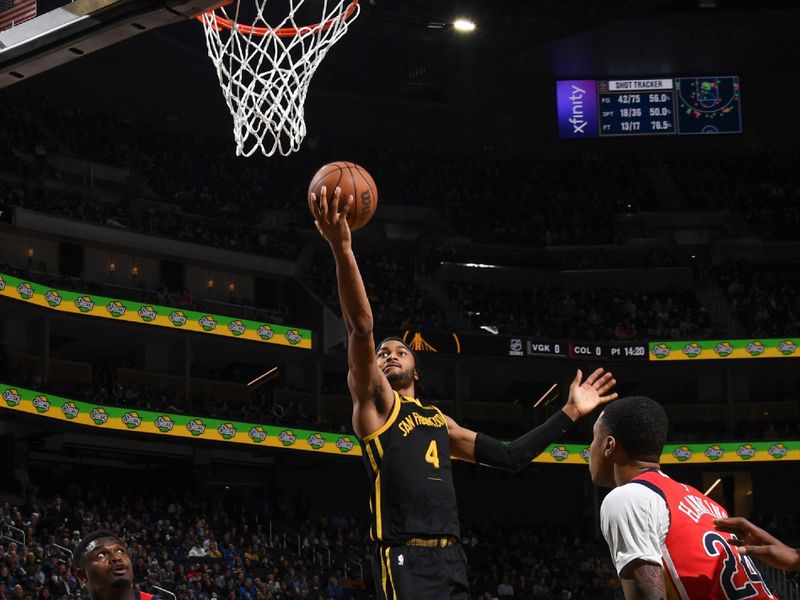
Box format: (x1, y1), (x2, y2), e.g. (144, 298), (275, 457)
(629, 469), (777, 600)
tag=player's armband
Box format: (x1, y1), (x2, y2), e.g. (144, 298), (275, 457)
(475, 411), (573, 472)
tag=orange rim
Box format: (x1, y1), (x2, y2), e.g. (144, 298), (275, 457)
(197, 0), (359, 37)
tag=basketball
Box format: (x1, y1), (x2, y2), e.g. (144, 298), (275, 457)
(308, 161), (378, 232)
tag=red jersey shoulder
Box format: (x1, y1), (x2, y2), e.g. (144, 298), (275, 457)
(632, 470), (776, 599)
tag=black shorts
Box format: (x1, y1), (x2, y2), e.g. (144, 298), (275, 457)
(371, 542), (470, 600)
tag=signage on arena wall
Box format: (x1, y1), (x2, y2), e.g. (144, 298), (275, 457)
(0, 273), (312, 350)
(3, 384), (798, 464)
(649, 338), (798, 361)
(376, 328), (649, 361)
(0, 383), (353, 455)
(537, 442), (800, 465)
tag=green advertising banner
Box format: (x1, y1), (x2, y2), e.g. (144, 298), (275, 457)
(650, 338), (798, 361)
(3, 384), (799, 464)
(0, 273), (312, 350)
(0, 383), (356, 456)
(522, 440), (800, 465)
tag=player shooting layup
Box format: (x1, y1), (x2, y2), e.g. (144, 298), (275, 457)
(310, 186), (618, 600)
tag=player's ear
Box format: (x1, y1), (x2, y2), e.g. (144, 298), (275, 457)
(413, 369), (419, 381)
(76, 568), (87, 586)
(604, 435), (616, 457)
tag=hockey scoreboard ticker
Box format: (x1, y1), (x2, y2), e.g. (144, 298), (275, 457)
(556, 76), (742, 139)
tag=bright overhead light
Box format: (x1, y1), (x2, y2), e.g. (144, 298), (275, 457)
(453, 19), (476, 32)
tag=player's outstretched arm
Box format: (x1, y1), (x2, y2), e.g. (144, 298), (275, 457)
(309, 186), (393, 438)
(447, 368), (617, 470)
(714, 517), (800, 573)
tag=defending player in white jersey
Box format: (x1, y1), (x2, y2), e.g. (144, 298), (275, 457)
(588, 396), (776, 600)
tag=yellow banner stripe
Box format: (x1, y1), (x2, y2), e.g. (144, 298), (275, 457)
(0, 274), (312, 349)
(3, 383), (797, 465)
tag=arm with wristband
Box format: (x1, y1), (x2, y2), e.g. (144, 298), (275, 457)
(447, 368), (618, 471)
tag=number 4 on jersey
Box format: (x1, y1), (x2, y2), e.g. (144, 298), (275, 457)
(425, 440), (440, 469)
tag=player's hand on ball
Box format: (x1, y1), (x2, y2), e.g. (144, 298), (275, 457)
(309, 185), (354, 248)
(563, 368), (618, 422)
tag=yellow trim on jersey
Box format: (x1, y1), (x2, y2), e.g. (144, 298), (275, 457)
(384, 547), (396, 596)
(403, 396), (423, 408)
(362, 391), (402, 443)
(375, 470), (383, 541)
(365, 441), (383, 541)
(380, 546), (388, 598)
(431, 405), (449, 432)
(365, 442), (378, 473)
(367, 438), (384, 540)
(404, 395), (444, 415)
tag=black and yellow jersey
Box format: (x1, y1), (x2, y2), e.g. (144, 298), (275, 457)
(359, 391), (460, 543)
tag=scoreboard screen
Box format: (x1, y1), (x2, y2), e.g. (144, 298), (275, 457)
(556, 76), (741, 139)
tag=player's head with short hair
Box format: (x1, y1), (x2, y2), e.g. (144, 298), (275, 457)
(589, 396), (668, 488)
(75, 530), (123, 569)
(75, 530), (134, 598)
(376, 337), (420, 394)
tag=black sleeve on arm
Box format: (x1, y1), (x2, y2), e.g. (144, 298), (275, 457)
(474, 410), (574, 473)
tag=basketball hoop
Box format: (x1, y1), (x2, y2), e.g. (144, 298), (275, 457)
(198, 0), (360, 157)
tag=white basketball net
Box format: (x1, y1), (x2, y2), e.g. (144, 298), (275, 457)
(200, 0), (360, 157)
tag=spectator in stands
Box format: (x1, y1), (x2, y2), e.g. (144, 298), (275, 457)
(43, 497), (69, 534)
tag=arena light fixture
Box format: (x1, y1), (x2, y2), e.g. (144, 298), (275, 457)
(534, 383), (558, 408)
(248, 367), (279, 388)
(703, 478), (722, 496)
(453, 18), (476, 33)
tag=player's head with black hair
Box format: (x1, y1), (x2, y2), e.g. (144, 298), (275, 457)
(75, 530), (134, 598)
(589, 396), (668, 488)
(600, 396), (668, 459)
(75, 530), (124, 568)
(376, 337), (420, 396)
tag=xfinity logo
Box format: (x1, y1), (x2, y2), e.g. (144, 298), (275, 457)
(567, 85), (588, 133)
(557, 80), (598, 139)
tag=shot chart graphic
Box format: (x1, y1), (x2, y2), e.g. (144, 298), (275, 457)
(675, 76), (742, 134)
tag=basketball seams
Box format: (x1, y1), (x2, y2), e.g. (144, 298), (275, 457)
(353, 163), (378, 223)
(309, 164), (345, 200)
(347, 163), (360, 227)
(310, 166), (341, 189)
(308, 161), (377, 232)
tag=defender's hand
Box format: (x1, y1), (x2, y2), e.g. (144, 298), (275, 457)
(563, 368), (618, 422)
(309, 186), (354, 250)
(714, 517), (800, 573)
